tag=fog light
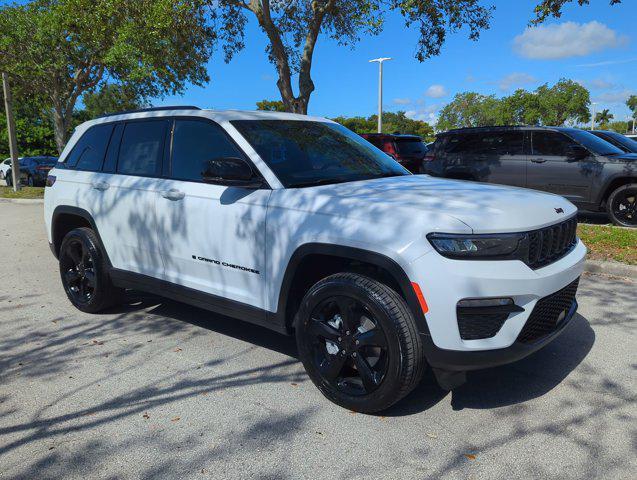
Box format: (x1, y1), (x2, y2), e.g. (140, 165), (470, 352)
(457, 297), (514, 308)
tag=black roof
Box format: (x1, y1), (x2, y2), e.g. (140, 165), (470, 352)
(438, 125), (580, 136)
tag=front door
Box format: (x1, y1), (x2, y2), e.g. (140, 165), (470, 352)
(155, 118), (270, 310)
(526, 131), (593, 204)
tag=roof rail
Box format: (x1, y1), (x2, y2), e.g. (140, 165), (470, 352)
(97, 105), (201, 119)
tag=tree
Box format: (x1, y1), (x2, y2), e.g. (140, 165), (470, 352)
(595, 109), (614, 128)
(627, 95), (637, 119)
(256, 99), (287, 112)
(211, 1), (494, 114)
(436, 79), (590, 131)
(0, 0), (214, 152)
(0, 93), (57, 157)
(81, 85), (149, 118)
(535, 79), (590, 126)
(532, 0), (621, 23)
(606, 121), (629, 134)
(333, 111), (434, 141)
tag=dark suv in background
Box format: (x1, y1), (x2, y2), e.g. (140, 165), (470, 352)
(423, 126), (637, 227)
(360, 133), (428, 173)
(590, 130), (637, 153)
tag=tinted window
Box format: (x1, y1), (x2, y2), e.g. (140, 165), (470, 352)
(65, 124), (114, 171)
(117, 121), (167, 176)
(395, 138), (427, 155)
(532, 132), (575, 156)
(231, 120), (409, 188)
(171, 120), (245, 181)
(442, 132), (523, 156)
(563, 129), (623, 156)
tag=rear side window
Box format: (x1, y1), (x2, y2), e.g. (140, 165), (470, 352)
(395, 138), (427, 155)
(117, 120), (167, 176)
(441, 132), (523, 156)
(170, 119), (245, 181)
(532, 132), (574, 156)
(65, 124), (114, 171)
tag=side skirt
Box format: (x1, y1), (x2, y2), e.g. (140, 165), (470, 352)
(109, 268), (288, 335)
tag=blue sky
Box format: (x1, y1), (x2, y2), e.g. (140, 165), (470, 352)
(157, 0), (636, 125)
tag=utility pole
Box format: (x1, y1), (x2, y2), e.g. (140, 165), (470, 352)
(590, 102), (597, 130)
(369, 57), (392, 133)
(2, 72), (20, 192)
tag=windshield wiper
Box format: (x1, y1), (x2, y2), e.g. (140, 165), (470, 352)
(287, 177), (352, 188)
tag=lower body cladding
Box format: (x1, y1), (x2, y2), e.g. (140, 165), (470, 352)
(408, 240), (587, 389)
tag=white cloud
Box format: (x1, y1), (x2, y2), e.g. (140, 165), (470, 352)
(393, 98), (412, 105)
(405, 110), (418, 119)
(577, 57), (637, 68)
(499, 72), (537, 91)
(425, 84), (448, 98)
(594, 89), (635, 104)
(514, 21), (627, 60)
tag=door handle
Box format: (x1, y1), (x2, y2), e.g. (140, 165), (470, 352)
(91, 181), (110, 191)
(161, 189), (185, 201)
(531, 158), (547, 164)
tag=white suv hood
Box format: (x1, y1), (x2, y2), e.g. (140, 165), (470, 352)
(275, 175), (577, 234)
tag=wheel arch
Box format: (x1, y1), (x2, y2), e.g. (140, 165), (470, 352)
(51, 206), (110, 265)
(276, 243), (429, 336)
(598, 175), (637, 207)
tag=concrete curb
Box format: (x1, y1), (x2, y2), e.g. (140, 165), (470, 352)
(0, 197), (44, 204)
(584, 259), (637, 279)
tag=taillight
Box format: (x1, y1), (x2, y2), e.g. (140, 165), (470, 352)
(384, 141), (397, 157)
(423, 153), (435, 162)
(36, 165), (51, 171)
(46, 175), (56, 187)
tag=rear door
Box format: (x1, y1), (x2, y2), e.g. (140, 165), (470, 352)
(526, 131), (592, 203)
(91, 119), (169, 277)
(477, 131), (526, 187)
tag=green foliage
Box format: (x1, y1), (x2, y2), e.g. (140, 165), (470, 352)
(82, 85), (149, 118)
(0, 0), (214, 151)
(595, 109), (614, 129)
(0, 93), (57, 157)
(606, 121), (630, 134)
(627, 95), (637, 120)
(333, 111), (434, 142)
(436, 79), (591, 131)
(532, 0), (622, 24)
(256, 99), (287, 112)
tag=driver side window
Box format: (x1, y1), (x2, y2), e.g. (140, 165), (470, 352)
(170, 119), (246, 182)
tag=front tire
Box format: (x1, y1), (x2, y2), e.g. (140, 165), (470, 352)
(607, 183), (637, 227)
(5, 171), (11, 187)
(27, 175), (34, 187)
(295, 273), (425, 413)
(59, 227), (123, 313)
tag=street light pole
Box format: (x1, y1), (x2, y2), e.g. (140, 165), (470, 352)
(591, 102), (597, 130)
(369, 57), (392, 133)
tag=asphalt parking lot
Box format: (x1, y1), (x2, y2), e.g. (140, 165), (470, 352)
(0, 202), (635, 479)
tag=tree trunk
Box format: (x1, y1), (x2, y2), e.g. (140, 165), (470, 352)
(52, 101), (73, 154)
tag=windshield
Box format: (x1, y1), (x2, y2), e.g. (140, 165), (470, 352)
(231, 120), (410, 188)
(395, 137), (427, 155)
(565, 130), (624, 156)
(597, 131), (637, 152)
(33, 157), (57, 165)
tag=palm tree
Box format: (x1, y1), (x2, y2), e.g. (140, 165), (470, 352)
(595, 109), (614, 128)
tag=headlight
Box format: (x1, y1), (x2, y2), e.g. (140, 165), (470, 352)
(427, 232), (526, 259)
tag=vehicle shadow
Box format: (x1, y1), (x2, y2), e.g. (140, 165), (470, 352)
(113, 292), (594, 417)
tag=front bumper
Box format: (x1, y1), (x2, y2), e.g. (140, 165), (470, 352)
(406, 239), (586, 371)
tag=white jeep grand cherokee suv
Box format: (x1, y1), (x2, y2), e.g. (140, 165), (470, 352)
(44, 107), (586, 412)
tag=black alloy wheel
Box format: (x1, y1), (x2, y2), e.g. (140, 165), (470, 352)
(608, 184), (637, 227)
(307, 296), (389, 396)
(27, 175), (34, 187)
(59, 227), (123, 313)
(60, 237), (96, 305)
(296, 273), (425, 413)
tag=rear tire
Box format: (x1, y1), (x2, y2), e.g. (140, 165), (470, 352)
(5, 172), (11, 187)
(607, 183), (637, 227)
(295, 273), (425, 413)
(59, 227), (123, 313)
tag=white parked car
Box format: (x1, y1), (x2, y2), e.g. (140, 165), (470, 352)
(0, 157), (15, 185)
(44, 107), (586, 412)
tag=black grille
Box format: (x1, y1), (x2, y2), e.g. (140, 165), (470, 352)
(457, 310), (509, 340)
(526, 217), (578, 269)
(517, 278), (579, 344)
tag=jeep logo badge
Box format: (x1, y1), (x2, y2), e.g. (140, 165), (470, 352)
(555, 208), (564, 214)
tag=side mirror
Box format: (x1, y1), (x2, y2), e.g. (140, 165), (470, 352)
(566, 145), (588, 161)
(202, 157), (263, 188)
